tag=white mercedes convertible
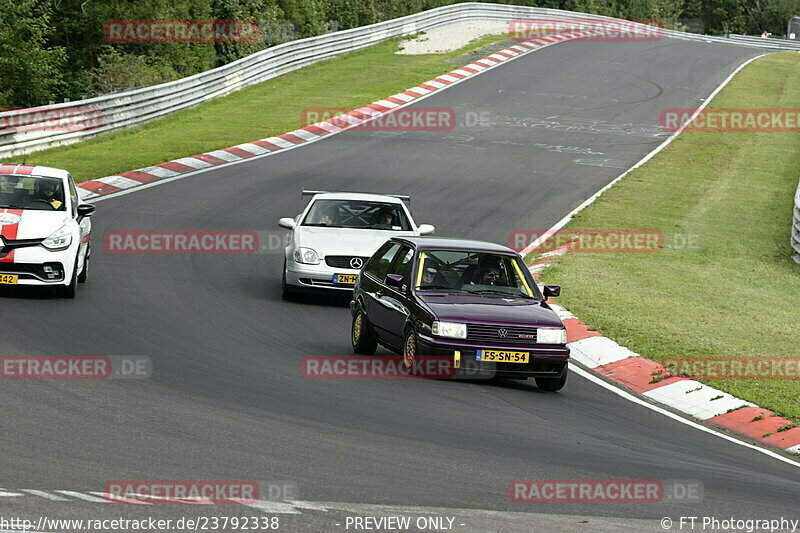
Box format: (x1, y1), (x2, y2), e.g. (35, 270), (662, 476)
(278, 190), (433, 299)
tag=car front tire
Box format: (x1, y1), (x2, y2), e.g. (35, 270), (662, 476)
(78, 245), (89, 283)
(59, 257), (78, 299)
(281, 261), (296, 301)
(535, 370), (568, 392)
(352, 306), (378, 355)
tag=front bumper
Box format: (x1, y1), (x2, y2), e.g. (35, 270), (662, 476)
(0, 245), (76, 286)
(417, 333), (569, 378)
(285, 260), (359, 292)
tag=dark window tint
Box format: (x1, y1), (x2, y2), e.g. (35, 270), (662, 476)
(388, 246), (414, 280)
(364, 242), (401, 280)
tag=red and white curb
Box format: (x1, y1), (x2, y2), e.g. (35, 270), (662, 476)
(73, 32), (598, 201)
(530, 246), (800, 455)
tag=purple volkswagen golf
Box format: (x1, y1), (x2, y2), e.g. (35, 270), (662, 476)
(350, 236), (570, 391)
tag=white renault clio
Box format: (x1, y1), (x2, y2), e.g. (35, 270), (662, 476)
(278, 190), (433, 299)
(0, 164), (95, 298)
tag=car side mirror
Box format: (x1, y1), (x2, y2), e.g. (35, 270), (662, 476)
(77, 204), (95, 221)
(385, 274), (404, 289)
(278, 217), (296, 230)
(543, 285), (561, 299)
(418, 224), (435, 236)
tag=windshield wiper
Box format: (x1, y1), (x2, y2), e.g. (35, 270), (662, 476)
(303, 223), (344, 228)
(467, 289), (537, 299)
(417, 284), (461, 291)
(465, 288), (519, 296)
(0, 204), (25, 210)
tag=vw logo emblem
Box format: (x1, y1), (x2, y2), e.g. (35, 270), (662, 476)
(497, 328), (508, 338)
(350, 257), (364, 269)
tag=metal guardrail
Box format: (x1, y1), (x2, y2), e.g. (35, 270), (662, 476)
(2, 2), (798, 160)
(728, 34), (800, 48)
(793, 182), (800, 264)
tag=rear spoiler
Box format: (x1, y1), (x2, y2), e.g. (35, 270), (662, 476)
(301, 189), (411, 205)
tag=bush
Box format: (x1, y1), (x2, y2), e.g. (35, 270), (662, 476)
(0, 0), (65, 108)
(87, 48), (180, 95)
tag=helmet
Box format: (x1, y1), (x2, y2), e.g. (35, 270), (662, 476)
(35, 179), (60, 196)
(477, 255), (501, 271)
(477, 255), (503, 284)
(377, 208), (394, 222)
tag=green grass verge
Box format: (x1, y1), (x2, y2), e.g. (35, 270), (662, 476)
(3, 33), (508, 182)
(536, 52), (800, 423)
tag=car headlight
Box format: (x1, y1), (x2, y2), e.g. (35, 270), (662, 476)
(42, 225), (73, 251)
(293, 247), (320, 265)
(432, 321), (467, 339)
(537, 328), (567, 344)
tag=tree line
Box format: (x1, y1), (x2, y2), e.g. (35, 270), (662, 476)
(0, 0), (796, 109)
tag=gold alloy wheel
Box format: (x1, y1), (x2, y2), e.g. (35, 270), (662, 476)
(353, 313), (363, 344)
(404, 332), (416, 368)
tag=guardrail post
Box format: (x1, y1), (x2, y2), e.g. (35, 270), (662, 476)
(793, 182), (800, 264)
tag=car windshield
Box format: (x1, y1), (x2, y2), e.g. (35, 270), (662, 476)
(302, 199), (411, 230)
(414, 250), (538, 298)
(0, 174), (66, 211)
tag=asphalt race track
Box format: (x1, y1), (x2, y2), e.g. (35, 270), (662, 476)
(1, 37), (798, 531)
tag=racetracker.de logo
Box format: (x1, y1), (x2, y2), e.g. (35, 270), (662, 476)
(302, 356), (457, 379)
(103, 19), (259, 44)
(663, 357), (800, 380)
(0, 356), (151, 379)
(509, 479), (703, 503)
(508, 17), (663, 42)
(300, 107), (462, 131)
(102, 481), (260, 504)
(0, 107), (103, 132)
(103, 231), (289, 254)
(509, 229), (665, 254)
(661, 108), (800, 132)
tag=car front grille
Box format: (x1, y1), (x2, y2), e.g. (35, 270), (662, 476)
(325, 256), (370, 269)
(0, 262), (64, 282)
(466, 324), (538, 345)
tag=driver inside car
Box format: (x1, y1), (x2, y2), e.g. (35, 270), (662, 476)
(475, 256), (509, 286)
(372, 208), (395, 229)
(317, 205), (338, 226)
(34, 180), (64, 210)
